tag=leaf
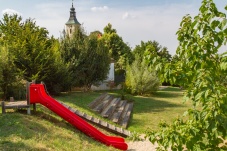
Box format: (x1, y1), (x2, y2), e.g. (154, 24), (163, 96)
(211, 20), (220, 30)
(220, 62), (227, 71)
(205, 89), (210, 99)
(218, 19), (227, 30)
(221, 19), (227, 29)
(195, 91), (205, 101)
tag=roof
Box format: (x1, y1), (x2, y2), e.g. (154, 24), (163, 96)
(65, 3), (81, 25)
(65, 18), (81, 25)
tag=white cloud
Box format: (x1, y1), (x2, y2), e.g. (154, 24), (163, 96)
(122, 12), (136, 20)
(83, 3), (199, 55)
(91, 6), (109, 12)
(2, 8), (22, 16)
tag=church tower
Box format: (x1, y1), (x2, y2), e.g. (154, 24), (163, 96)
(65, 1), (81, 37)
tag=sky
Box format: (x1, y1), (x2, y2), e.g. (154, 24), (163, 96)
(0, 0), (226, 55)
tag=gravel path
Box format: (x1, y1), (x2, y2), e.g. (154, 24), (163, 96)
(127, 140), (158, 151)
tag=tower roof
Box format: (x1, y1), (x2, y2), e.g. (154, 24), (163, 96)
(65, 1), (81, 25)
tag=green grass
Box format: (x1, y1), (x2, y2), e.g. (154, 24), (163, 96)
(128, 87), (190, 132)
(0, 110), (117, 151)
(55, 87), (189, 133)
(0, 87), (190, 150)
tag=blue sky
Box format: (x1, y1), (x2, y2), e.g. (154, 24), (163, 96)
(0, 0), (226, 55)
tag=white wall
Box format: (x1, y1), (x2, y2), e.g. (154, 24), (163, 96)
(106, 62), (114, 81)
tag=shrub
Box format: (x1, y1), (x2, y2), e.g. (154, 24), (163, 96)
(125, 56), (160, 95)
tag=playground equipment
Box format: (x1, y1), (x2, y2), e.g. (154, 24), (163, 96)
(29, 82), (128, 150)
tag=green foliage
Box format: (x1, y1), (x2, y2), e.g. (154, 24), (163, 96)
(136, 41), (172, 86)
(145, 0), (227, 150)
(128, 131), (143, 141)
(0, 14), (69, 95)
(125, 55), (160, 95)
(0, 45), (25, 99)
(134, 40), (171, 62)
(102, 23), (133, 72)
(60, 27), (110, 91)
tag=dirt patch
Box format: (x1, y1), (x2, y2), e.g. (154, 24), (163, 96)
(127, 140), (158, 151)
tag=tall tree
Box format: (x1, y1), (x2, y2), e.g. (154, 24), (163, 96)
(60, 27), (110, 91)
(0, 14), (68, 95)
(0, 44), (24, 99)
(102, 23), (133, 72)
(146, 0), (227, 150)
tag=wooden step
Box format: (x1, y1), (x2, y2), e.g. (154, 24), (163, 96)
(91, 94), (111, 111)
(119, 102), (134, 128)
(88, 93), (108, 109)
(59, 101), (131, 137)
(101, 98), (121, 118)
(93, 95), (113, 113)
(109, 100), (127, 123)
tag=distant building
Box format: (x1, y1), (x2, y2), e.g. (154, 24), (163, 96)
(65, 1), (81, 37)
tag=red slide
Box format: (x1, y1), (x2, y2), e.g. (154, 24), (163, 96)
(29, 83), (128, 150)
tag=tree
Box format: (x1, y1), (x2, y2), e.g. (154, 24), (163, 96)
(134, 41), (171, 86)
(125, 55), (160, 95)
(60, 27), (110, 91)
(0, 14), (68, 95)
(102, 23), (133, 72)
(145, 0), (227, 150)
(133, 41), (171, 62)
(0, 44), (24, 99)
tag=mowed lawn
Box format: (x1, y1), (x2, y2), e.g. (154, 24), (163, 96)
(0, 87), (190, 150)
(128, 87), (189, 132)
(55, 87), (189, 133)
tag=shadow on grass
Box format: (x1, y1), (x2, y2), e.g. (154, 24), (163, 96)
(55, 88), (185, 115)
(18, 109), (77, 132)
(132, 97), (185, 114)
(0, 141), (49, 151)
(155, 87), (184, 98)
(0, 112), (49, 138)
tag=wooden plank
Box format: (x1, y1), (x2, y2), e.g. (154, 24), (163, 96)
(33, 104), (36, 112)
(88, 93), (108, 109)
(92, 95), (110, 112)
(2, 101), (5, 114)
(93, 96), (113, 113)
(119, 102), (134, 128)
(53, 100), (132, 137)
(101, 98), (121, 118)
(109, 100), (127, 123)
(100, 121), (108, 127)
(86, 115), (92, 120)
(4, 101), (29, 109)
(26, 82), (31, 105)
(10, 97), (14, 102)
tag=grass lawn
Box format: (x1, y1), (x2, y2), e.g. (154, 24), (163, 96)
(0, 87), (190, 150)
(0, 108), (117, 151)
(55, 87), (190, 133)
(127, 87), (190, 132)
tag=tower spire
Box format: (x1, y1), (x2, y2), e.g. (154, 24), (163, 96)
(65, 0), (81, 37)
(65, 0), (80, 26)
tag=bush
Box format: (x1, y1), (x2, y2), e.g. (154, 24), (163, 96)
(125, 56), (160, 95)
